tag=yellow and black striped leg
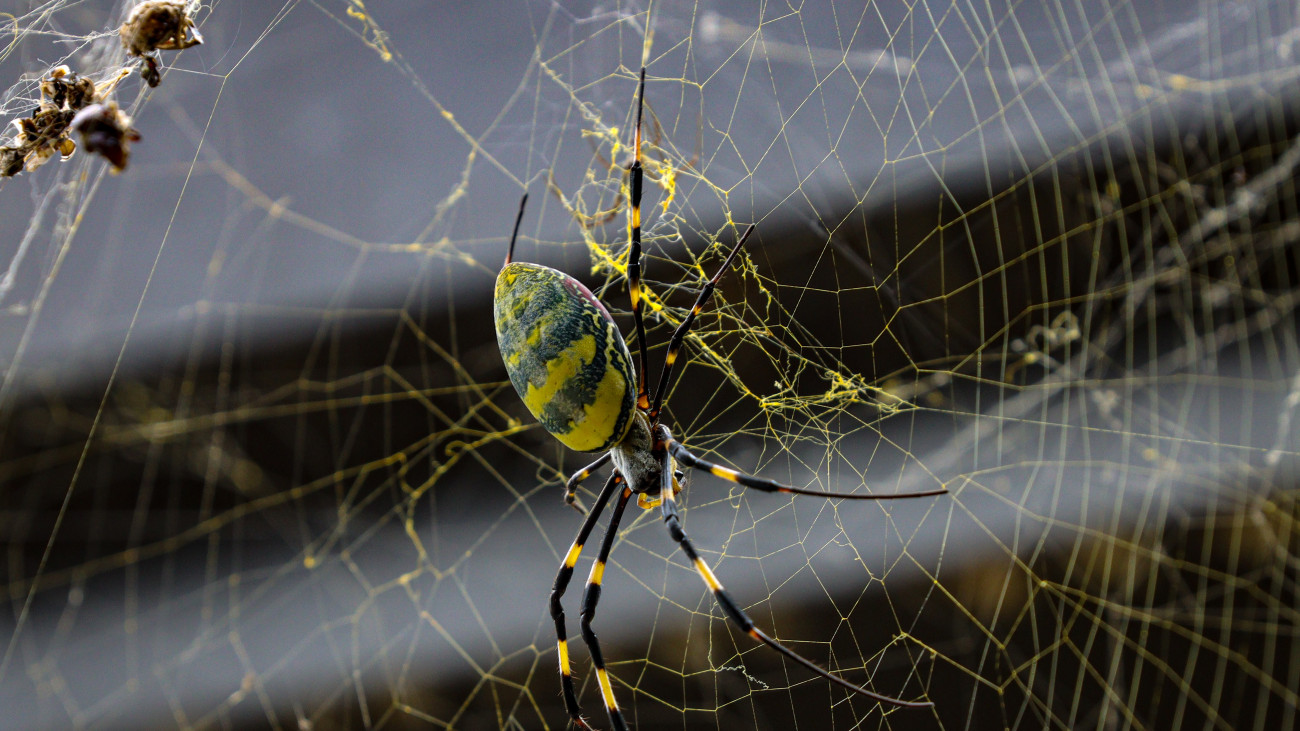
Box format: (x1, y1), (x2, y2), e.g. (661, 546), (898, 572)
(648, 224), (755, 420)
(579, 484), (635, 731)
(565, 453), (612, 515)
(653, 432), (932, 709)
(627, 66), (650, 411)
(662, 427), (946, 501)
(552, 472), (623, 730)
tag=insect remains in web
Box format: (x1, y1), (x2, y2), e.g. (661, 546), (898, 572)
(120, 0), (204, 87)
(493, 67), (943, 730)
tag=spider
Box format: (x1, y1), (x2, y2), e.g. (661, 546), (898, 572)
(494, 68), (941, 731)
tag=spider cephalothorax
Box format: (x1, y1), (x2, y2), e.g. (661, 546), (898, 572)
(494, 68), (942, 731)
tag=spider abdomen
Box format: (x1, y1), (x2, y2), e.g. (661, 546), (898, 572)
(495, 262), (637, 452)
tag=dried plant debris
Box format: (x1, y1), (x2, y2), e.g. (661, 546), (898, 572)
(3, 107), (76, 175)
(3, 67), (95, 176)
(0, 66), (139, 177)
(71, 103), (141, 171)
(40, 67), (97, 112)
(0, 2), (202, 179)
(120, 1), (204, 87)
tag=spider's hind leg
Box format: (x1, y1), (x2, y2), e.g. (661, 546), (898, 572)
(665, 428), (946, 501)
(578, 482), (635, 731)
(652, 426), (934, 709)
(551, 472), (623, 729)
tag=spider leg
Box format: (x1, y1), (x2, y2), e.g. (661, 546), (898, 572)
(579, 481), (635, 731)
(502, 193), (528, 267)
(662, 427), (945, 500)
(627, 67), (650, 410)
(653, 432), (933, 708)
(565, 452), (612, 515)
(551, 471), (623, 730)
(649, 224), (754, 421)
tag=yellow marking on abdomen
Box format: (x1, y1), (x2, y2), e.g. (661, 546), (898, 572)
(572, 345), (628, 450)
(695, 558), (723, 592)
(522, 334), (597, 417)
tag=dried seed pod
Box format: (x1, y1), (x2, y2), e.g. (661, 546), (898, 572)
(40, 66), (97, 112)
(120, 1), (204, 87)
(0, 146), (25, 177)
(14, 108), (77, 171)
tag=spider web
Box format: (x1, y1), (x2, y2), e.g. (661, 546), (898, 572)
(1, 1), (1297, 729)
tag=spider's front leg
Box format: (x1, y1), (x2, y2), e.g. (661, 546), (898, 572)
(565, 452), (612, 515)
(626, 67), (650, 411)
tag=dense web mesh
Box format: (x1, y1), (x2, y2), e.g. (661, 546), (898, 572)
(1, 2), (1298, 729)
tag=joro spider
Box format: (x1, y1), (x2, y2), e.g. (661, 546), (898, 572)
(494, 68), (941, 730)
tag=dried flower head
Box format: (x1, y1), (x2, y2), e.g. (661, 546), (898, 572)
(120, 1), (204, 87)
